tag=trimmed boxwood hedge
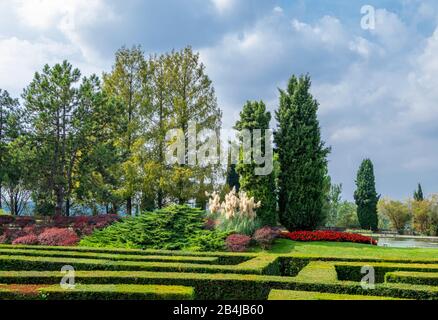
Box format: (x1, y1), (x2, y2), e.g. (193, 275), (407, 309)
(385, 271), (438, 286)
(0, 284), (194, 300)
(267, 289), (405, 300)
(0, 245), (438, 300)
(0, 254), (279, 275)
(334, 261), (438, 283)
(0, 248), (220, 264)
(0, 244), (252, 264)
(39, 284), (195, 300)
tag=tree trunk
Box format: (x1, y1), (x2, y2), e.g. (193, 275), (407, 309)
(9, 191), (14, 216)
(65, 197), (70, 217)
(55, 189), (63, 216)
(127, 197), (132, 216)
(0, 185), (2, 210)
(157, 190), (163, 209)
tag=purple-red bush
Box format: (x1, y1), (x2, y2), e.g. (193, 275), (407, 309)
(226, 234), (252, 252)
(0, 215), (15, 226)
(12, 234), (39, 245)
(253, 226), (280, 250)
(0, 227), (27, 244)
(203, 218), (217, 230)
(37, 228), (79, 246)
(15, 217), (35, 228)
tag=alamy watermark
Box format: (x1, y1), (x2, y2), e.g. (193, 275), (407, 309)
(360, 265), (375, 290)
(165, 121), (273, 176)
(361, 5), (376, 30)
(60, 265), (75, 290)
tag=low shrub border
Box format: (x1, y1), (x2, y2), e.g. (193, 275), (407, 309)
(267, 289), (404, 300)
(334, 261), (438, 282)
(39, 284), (195, 300)
(0, 254), (280, 275)
(0, 284), (194, 300)
(385, 271), (438, 286)
(0, 248), (221, 265)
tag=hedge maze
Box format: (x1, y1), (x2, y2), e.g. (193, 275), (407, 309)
(0, 244), (437, 300)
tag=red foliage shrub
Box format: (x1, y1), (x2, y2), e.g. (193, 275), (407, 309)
(0, 215), (15, 226)
(203, 218), (217, 230)
(71, 215), (119, 236)
(52, 216), (73, 228)
(15, 217), (35, 228)
(22, 225), (44, 236)
(0, 227), (27, 244)
(281, 230), (377, 245)
(253, 226), (280, 249)
(12, 234), (39, 245)
(226, 234), (252, 252)
(37, 228), (79, 246)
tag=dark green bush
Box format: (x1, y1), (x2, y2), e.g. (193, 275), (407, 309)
(79, 205), (227, 251)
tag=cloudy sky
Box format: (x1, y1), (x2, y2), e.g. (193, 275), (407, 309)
(1, 0), (438, 201)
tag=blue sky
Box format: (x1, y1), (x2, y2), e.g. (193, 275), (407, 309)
(1, 0), (438, 201)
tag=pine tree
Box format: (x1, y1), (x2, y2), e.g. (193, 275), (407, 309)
(235, 101), (277, 226)
(0, 89), (19, 210)
(414, 183), (424, 201)
(354, 159), (380, 231)
(274, 75), (330, 230)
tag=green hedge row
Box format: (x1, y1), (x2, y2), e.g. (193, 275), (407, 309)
(0, 254), (276, 275)
(1, 269), (438, 300)
(0, 244), (252, 265)
(40, 284), (195, 300)
(334, 261), (438, 283)
(0, 284), (194, 300)
(0, 248), (220, 265)
(267, 289), (404, 300)
(385, 271), (438, 286)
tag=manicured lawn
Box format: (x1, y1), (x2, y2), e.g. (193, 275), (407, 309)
(262, 239), (438, 261)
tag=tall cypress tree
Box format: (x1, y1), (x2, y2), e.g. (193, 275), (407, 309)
(354, 159), (380, 231)
(226, 164), (240, 192)
(235, 101), (277, 226)
(413, 183), (424, 201)
(274, 75), (330, 231)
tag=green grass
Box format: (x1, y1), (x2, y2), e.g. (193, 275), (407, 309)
(267, 239), (438, 262)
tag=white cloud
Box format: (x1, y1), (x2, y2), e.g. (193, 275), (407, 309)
(0, 37), (77, 95)
(13, 0), (117, 63)
(330, 126), (365, 143)
(211, 0), (236, 13)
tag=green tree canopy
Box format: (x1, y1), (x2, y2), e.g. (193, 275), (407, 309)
(234, 101), (277, 226)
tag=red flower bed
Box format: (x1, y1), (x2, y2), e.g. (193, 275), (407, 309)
(281, 230), (377, 245)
